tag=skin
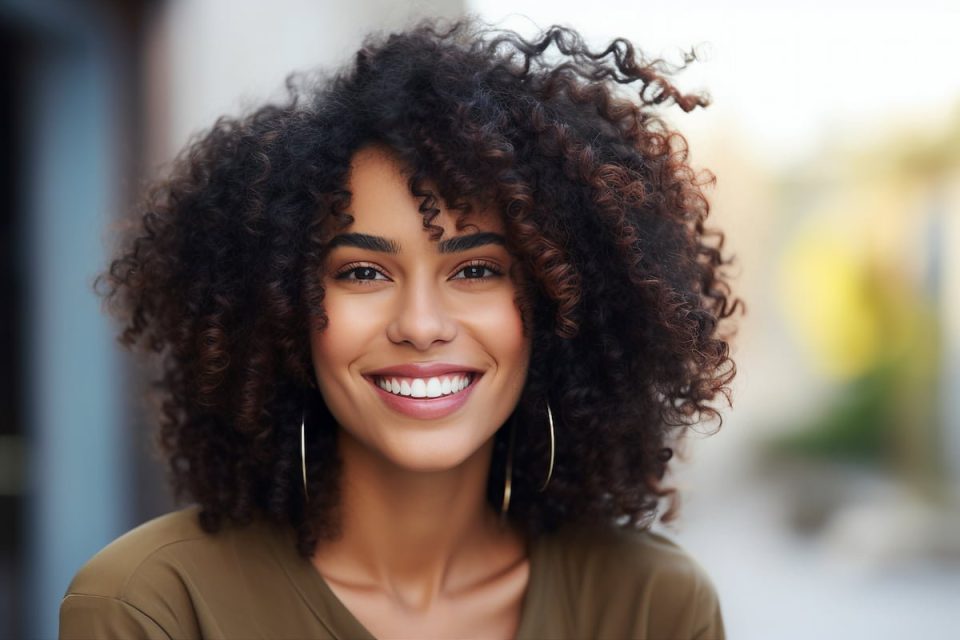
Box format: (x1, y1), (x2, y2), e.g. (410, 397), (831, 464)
(309, 146), (532, 638)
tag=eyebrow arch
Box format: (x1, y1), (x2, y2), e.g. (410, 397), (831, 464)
(326, 231), (506, 254)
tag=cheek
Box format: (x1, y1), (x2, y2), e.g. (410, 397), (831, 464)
(310, 293), (381, 386)
(472, 293), (531, 384)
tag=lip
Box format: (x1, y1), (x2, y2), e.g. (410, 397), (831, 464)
(365, 369), (482, 420)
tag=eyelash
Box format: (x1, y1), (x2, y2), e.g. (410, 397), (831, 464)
(333, 260), (504, 285)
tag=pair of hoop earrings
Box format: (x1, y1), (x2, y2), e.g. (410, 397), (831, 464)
(299, 402), (557, 515)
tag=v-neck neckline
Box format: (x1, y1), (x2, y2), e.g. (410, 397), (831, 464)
(268, 523), (549, 640)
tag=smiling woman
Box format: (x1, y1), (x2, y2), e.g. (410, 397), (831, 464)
(313, 146), (531, 476)
(61, 17), (741, 640)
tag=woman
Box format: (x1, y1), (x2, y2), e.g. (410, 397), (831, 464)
(61, 18), (741, 639)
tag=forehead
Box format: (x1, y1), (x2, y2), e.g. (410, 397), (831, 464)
(344, 145), (504, 237)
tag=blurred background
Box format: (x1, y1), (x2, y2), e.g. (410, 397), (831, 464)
(1, 0), (957, 637)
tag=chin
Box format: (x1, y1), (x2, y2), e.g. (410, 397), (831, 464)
(375, 429), (494, 473)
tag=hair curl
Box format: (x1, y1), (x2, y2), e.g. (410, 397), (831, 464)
(98, 18), (743, 556)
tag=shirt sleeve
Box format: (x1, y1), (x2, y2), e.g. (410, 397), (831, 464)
(59, 594), (174, 640)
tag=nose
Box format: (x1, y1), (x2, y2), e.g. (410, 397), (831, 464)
(386, 276), (457, 350)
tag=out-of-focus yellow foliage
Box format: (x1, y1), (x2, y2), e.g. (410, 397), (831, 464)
(779, 225), (879, 380)
(775, 106), (960, 382)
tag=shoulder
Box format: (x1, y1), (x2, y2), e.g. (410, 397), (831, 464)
(64, 506), (210, 600)
(60, 506), (241, 638)
(549, 523), (716, 592)
(539, 524), (725, 639)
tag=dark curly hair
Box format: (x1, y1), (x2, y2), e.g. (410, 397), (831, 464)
(98, 18), (743, 557)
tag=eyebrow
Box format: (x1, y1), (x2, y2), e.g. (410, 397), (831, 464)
(327, 233), (400, 254)
(327, 231), (506, 254)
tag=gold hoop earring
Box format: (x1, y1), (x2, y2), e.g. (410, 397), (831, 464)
(300, 412), (308, 501)
(540, 402), (555, 492)
(500, 420), (516, 523)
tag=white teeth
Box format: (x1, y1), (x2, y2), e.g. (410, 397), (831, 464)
(375, 374), (473, 398)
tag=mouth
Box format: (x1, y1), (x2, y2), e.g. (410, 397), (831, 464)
(370, 372), (478, 399)
(364, 371), (482, 420)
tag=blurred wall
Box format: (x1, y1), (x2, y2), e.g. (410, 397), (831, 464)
(3, 3), (148, 639)
(150, 0), (464, 165)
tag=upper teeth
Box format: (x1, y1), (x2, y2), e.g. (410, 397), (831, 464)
(375, 374), (473, 398)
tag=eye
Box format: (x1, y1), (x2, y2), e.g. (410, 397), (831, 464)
(452, 261), (503, 281)
(334, 263), (389, 283)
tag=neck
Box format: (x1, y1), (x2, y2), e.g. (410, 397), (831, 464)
(312, 428), (517, 610)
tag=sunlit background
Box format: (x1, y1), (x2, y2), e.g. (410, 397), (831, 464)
(2, 1), (958, 638)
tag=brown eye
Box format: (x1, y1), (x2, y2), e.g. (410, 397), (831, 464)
(352, 267), (379, 280)
(334, 264), (389, 283)
(460, 266), (488, 279)
(452, 261), (503, 281)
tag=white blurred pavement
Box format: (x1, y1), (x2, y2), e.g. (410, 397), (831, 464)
(664, 435), (960, 640)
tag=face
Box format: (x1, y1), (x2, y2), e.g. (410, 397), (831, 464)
(310, 146), (531, 472)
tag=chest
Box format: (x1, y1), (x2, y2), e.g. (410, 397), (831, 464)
(325, 559), (530, 639)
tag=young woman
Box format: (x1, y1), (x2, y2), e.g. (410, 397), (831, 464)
(61, 19), (741, 639)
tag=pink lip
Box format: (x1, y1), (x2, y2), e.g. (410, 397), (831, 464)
(366, 372), (481, 420)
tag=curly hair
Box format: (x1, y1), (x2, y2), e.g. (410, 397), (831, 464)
(98, 18), (743, 556)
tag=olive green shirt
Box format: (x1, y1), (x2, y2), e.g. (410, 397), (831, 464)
(60, 507), (724, 639)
